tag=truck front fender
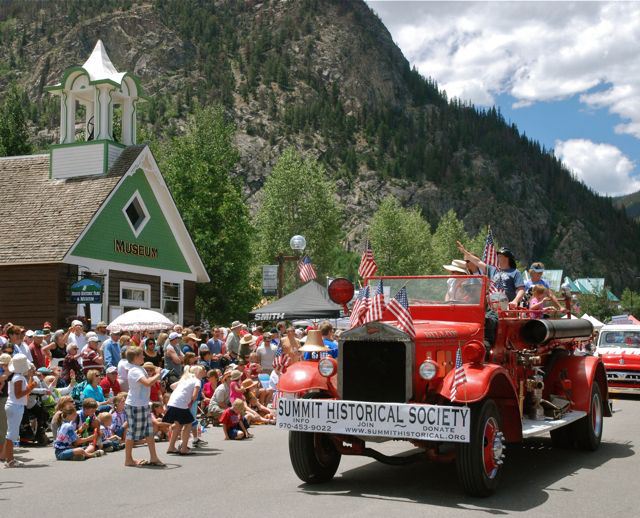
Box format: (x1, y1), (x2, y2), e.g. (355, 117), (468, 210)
(440, 364), (522, 442)
(278, 360), (338, 397)
(545, 354), (612, 417)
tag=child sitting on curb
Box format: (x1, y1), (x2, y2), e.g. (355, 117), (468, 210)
(53, 405), (104, 460)
(220, 399), (252, 440)
(98, 412), (124, 452)
(150, 402), (171, 441)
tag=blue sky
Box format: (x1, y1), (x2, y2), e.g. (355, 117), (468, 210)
(367, 1), (640, 197)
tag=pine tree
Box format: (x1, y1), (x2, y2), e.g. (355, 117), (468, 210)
(430, 209), (470, 271)
(0, 84), (32, 157)
(157, 106), (259, 322)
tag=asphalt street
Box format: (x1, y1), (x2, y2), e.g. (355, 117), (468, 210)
(2, 395), (638, 518)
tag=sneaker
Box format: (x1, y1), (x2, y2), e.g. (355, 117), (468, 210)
(193, 438), (208, 446)
(93, 450), (105, 458)
(4, 459), (24, 468)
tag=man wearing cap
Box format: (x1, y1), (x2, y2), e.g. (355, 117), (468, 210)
(163, 332), (184, 385)
(226, 321), (243, 359)
(102, 329), (122, 370)
(524, 262), (562, 310)
(64, 320), (87, 352)
(256, 333), (277, 374)
(100, 366), (122, 397)
(29, 330), (54, 370)
(81, 336), (104, 375)
(95, 322), (109, 343)
(457, 241), (525, 308)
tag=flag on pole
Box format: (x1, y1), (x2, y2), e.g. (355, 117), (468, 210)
(387, 286), (415, 339)
(358, 240), (377, 279)
(350, 285), (370, 328)
(450, 345), (467, 402)
(482, 227), (498, 268)
(298, 255), (317, 283)
(364, 279), (385, 323)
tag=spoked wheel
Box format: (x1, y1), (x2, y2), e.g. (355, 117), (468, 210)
(288, 393), (341, 484)
(456, 399), (505, 497)
(575, 382), (604, 451)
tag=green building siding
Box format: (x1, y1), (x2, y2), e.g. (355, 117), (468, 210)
(71, 168), (191, 273)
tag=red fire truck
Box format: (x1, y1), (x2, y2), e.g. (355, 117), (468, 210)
(276, 275), (611, 496)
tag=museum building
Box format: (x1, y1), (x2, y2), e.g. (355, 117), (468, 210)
(0, 41), (209, 329)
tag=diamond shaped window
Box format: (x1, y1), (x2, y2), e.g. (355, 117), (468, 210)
(122, 191), (150, 237)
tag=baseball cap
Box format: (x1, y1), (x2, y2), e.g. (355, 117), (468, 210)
(71, 320), (83, 327)
(106, 366), (117, 374)
(37, 367), (53, 375)
(169, 332), (181, 341)
(25, 330), (35, 337)
(529, 262), (545, 273)
(88, 335), (100, 343)
(199, 344), (210, 352)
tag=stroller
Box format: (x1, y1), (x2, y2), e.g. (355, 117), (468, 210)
(20, 395), (50, 446)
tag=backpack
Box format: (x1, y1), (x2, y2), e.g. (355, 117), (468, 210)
(71, 380), (88, 406)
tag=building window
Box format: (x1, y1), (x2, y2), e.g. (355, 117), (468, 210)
(120, 281), (151, 310)
(122, 191), (150, 237)
(162, 282), (180, 324)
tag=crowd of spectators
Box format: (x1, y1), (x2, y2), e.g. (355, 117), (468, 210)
(0, 318), (340, 468)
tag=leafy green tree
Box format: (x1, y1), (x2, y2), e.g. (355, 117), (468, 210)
(0, 84), (32, 157)
(157, 106), (259, 322)
(254, 147), (343, 282)
(620, 288), (640, 318)
(430, 209), (470, 272)
(368, 196), (432, 275)
(577, 290), (618, 322)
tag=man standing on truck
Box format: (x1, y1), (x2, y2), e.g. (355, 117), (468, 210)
(457, 241), (525, 308)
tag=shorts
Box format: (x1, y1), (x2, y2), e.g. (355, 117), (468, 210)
(55, 448), (81, 461)
(207, 402), (225, 420)
(228, 418), (250, 439)
(4, 403), (24, 442)
(125, 404), (152, 440)
(162, 406), (195, 425)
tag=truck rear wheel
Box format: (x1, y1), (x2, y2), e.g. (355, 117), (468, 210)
(289, 431), (341, 484)
(574, 382), (603, 451)
(456, 398), (504, 497)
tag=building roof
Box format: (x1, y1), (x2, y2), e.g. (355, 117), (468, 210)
(575, 278), (605, 294)
(0, 146), (145, 265)
(81, 40), (126, 85)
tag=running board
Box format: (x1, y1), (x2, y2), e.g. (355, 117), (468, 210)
(522, 410), (587, 438)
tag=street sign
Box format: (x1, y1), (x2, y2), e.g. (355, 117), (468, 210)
(262, 265), (278, 295)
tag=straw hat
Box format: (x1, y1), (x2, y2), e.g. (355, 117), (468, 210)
(299, 330), (330, 353)
(230, 321), (244, 330)
(240, 334), (255, 346)
(185, 333), (201, 342)
(241, 378), (259, 391)
(230, 370), (243, 381)
(9, 353), (30, 374)
(143, 362), (156, 370)
(443, 259), (469, 274)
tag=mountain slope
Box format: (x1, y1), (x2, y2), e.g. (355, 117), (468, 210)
(614, 190), (640, 221)
(1, 0), (639, 291)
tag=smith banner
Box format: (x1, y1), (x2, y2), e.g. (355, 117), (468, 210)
(277, 398), (470, 443)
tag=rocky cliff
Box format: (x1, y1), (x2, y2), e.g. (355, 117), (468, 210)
(1, 0), (639, 290)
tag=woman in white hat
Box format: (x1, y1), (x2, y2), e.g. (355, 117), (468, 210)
(3, 354), (35, 467)
(0, 353), (12, 461)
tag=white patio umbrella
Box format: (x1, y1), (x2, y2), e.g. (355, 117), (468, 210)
(107, 309), (174, 333)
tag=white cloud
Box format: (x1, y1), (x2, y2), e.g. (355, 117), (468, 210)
(554, 139), (640, 196)
(368, 1), (640, 139)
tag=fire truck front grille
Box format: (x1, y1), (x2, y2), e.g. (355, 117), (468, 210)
(340, 340), (408, 403)
(607, 371), (640, 383)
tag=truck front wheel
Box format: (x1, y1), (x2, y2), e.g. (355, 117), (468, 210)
(289, 431), (341, 484)
(456, 398), (504, 497)
(574, 382), (603, 451)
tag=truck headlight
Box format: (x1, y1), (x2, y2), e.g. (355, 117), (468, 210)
(318, 358), (337, 377)
(419, 360), (438, 380)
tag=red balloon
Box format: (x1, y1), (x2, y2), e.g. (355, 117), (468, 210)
(327, 278), (355, 305)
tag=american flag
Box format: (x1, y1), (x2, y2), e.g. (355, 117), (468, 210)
(450, 345), (467, 402)
(364, 279), (385, 323)
(272, 348), (291, 373)
(488, 274), (506, 295)
(387, 286), (415, 339)
(358, 240), (377, 279)
(483, 227), (498, 268)
(298, 255), (317, 283)
(350, 285), (370, 328)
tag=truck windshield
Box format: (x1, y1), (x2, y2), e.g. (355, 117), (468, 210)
(366, 276), (484, 306)
(599, 330), (640, 348)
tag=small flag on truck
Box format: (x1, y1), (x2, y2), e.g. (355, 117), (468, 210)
(387, 286), (415, 339)
(450, 345), (467, 402)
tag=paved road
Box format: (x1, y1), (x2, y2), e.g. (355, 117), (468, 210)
(2, 395), (638, 517)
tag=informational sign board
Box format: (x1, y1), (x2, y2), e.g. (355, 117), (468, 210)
(70, 279), (103, 303)
(277, 398), (471, 443)
(262, 265), (278, 295)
